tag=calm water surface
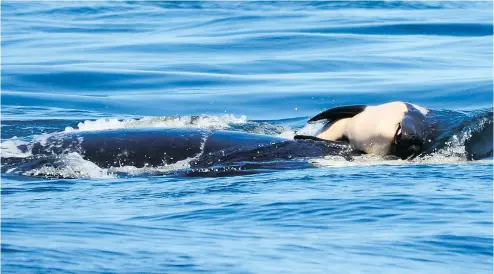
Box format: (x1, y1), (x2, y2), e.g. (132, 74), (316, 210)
(1, 1), (493, 273)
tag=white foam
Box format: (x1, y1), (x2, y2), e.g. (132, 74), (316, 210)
(277, 130), (296, 139)
(21, 152), (115, 179)
(109, 157), (195, 175)
(64, 114), (247, 132)
(282, 122), (325, 139)
(1, 133), (54, 158)
(310, 155), (408, 168)
(1, 138), (32, 158)
(310, 144), (487, 168)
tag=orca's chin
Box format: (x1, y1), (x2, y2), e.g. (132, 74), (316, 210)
(391, 143), (422, 160)
(390, 123), (424, 160)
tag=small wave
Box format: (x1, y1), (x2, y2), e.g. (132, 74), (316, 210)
(311, 154), (492, 168)
(64, 114), (247, 132)
(1, 133), (54, 158)
(1, 137), (33, 158)
(305, 23), (493, 37)
(14, 152), (115, 179)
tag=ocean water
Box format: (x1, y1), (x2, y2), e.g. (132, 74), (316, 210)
(1, 1), (493, 273)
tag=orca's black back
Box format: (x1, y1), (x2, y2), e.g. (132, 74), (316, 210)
(10, 128), (357, 171)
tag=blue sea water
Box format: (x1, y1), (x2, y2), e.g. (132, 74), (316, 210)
(1, 1), (493, 273)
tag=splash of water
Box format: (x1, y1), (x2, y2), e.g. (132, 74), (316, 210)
(64, 114), (247, 132)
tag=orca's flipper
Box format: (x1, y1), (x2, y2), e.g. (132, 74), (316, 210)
(308, 105), (367, 123)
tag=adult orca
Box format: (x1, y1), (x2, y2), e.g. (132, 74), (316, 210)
(3, 103), (491, 177)
(4, 128), (359, 172)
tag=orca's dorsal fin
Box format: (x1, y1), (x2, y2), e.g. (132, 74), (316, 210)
(308, 105), (367, 123)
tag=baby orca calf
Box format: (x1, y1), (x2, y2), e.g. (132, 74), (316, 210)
(295, 101), (430, 159)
